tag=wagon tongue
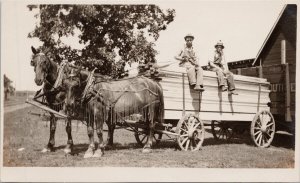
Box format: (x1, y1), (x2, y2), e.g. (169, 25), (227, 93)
(26, 99), (68, 119)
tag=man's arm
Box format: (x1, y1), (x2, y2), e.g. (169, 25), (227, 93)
(174, 50), (184, 61)
(208, 61), (225, 74)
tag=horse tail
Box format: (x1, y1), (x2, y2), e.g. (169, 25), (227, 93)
(155, 81), (165, 125)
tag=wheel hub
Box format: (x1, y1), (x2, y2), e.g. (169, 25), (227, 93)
(188, 129), (197, 139)
(260, 125), (267, 133)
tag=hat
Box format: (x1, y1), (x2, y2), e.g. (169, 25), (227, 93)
(184, 33), (194, 40)
(215, 40), (225, 49)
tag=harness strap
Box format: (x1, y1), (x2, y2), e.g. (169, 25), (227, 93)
(81, 68), (96, 102)
(53, 60), (67, 89)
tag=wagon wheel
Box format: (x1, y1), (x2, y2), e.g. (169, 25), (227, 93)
(211, 120), (234, 140)
(176, 114), (205, 151)
(251, 110), (275, 147)
(134, 127), (162, 147)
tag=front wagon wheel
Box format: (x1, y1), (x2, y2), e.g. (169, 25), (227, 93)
(250, 110), (275, 147)
(134, 126), (162, 147)
(176, 114), (205, 151)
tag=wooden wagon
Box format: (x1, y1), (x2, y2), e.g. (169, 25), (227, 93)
(132, 66), (274, 151)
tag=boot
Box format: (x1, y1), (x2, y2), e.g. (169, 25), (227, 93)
(228, 89), (238, 95)
(194, 85), (205, 92)
(220, 85), (227, 92)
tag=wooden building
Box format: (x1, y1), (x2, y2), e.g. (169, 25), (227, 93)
(230, 4), (297, 132)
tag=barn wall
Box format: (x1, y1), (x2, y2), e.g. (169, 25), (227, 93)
(261, 31), (296, 67)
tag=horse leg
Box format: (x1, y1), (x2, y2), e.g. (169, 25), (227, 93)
(84, 121), (95, 158)
(42, 114), (56, 153)
(142, 108), (154, 153)
(64, 118), (73, 155)
(93, 118), (105, 158)
(106, 121), (115, 149)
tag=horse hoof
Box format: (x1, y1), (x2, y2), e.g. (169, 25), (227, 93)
(142, 148), (152, 153)
(41, 147), (51, 153)
(83, 149), (94, 159)
(64, 148), (72, 154)
(92, 149), (104, 158)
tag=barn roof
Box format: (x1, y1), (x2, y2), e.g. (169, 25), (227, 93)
(228, 58), (254, 69)
(252, 4), (297, 66)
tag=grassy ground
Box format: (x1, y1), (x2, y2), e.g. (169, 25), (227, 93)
(4, 95), (28, 107)
(3, 105), (295, 168)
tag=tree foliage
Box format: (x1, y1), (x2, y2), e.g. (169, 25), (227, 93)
(28, 5), (175, 77)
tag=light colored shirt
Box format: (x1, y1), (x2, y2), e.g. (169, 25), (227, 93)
(177, 45), (199, 67)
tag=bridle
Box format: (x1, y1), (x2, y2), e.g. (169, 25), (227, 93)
(33, 53), (67, 100)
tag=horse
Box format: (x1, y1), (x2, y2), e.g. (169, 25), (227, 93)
(63, 70), (164, 158)
(30, 46), (74, 154)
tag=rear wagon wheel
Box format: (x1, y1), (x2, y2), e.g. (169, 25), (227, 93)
(211, 120), (234, 141)
(250, 110), (275, 147)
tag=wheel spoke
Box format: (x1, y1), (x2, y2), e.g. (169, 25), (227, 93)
(266, 122), (274, 128)
(141, 135), (147, 143)
(153, 135), (157, 142)
(184, 122), (189, 129)
(180, 137), (188, 146)
(180, 134), (188, 137)
(265, 131), (271, 138)
(258, 133), (263, 146)
(191, 118), (196, 129)
(255, 132), (262, 142)
(193, 122), (201, 130)
(261, 134), (265, 146)
(180, 128), (188, 133)
(217, 131), (222, 139)
(254, 130), (261, 136)
(190, 142), (194, 151)
(185, 139), (190, 151)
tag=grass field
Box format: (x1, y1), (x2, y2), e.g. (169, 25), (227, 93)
(3, 103), (295, 168)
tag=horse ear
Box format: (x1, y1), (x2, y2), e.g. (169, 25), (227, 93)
(31, 46), (38, 55)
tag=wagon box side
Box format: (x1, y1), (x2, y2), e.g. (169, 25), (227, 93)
(159, 68), (271, 122)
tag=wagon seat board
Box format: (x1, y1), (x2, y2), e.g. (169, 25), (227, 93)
(159, 66), (271, 121)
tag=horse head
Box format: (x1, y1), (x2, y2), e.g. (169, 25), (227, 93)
(31, 46), (55, 86)
(63, 67), (87, 116)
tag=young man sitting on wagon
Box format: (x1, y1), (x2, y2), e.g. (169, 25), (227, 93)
(175, 33), (205, 91)
(208, 40), (238, 95)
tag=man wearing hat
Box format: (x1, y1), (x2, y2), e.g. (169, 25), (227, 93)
(174, 34), (204, 91)
(209, 40), (237, 95)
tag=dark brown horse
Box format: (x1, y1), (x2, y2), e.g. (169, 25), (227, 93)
(63, 72), (164, 158)
(30, 46), (73, 154)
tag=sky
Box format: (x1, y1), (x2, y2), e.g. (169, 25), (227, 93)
(1, 0), (287, 91)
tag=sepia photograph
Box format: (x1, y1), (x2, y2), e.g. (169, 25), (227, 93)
(1, 0), (299, 182)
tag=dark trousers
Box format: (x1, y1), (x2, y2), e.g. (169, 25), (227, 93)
(211, 68), (235, 91)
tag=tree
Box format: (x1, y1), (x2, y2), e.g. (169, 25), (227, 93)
(28, 5), (175, 78)
(4, 74), (14, 100)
